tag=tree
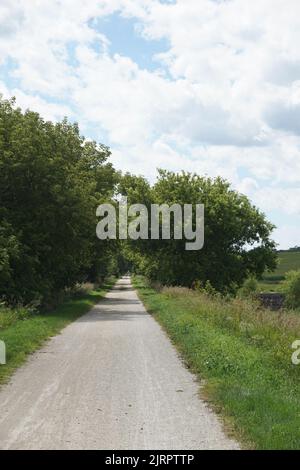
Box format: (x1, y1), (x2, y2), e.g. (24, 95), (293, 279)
(0, 96), (118, 305)
(120, 170), (277, 293)
(0, 96), (278, 302)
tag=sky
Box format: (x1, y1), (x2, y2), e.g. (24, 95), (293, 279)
(0, 0), (299, 249)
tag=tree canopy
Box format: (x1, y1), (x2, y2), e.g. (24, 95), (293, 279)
(0, 96), (277, 305)
(119, 170), (277, 292)
(0, 97), (119, 305)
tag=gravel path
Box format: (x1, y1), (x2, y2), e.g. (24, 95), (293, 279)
(0, 277), (239, 450)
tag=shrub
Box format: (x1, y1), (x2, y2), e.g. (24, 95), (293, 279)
(238, 276), (258, 299)
(0, 303), (34, 330)
(193, 279), (218, 298)
(284, 270), (300, 309)
(203, 280), (218, 297)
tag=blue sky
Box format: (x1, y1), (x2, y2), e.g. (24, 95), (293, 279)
(90, 14), (169, 71)
(0, 0), (300, 248)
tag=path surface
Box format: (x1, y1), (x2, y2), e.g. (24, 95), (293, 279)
(0, 277), (239, 450)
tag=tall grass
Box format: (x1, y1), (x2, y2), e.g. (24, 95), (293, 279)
(0, 304), (34, 330)
(134, 276), (300, 449)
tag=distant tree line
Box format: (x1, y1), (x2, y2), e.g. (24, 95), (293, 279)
(0, 97), (277, 306)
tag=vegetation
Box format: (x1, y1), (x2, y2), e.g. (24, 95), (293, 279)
(0, 303), (34, 330)
(1, 94), (300, 450)
(0, 95), (278, 306)
(266, 251), (300, 279)
(0, 96), (120, 306)
(133, 276), (300, 449)
(259, 250), (300, 292)
(120, 170), (277, 293)
(238, 276), (258, 299)
(0, 279), (114, 385)
(284, 270), (300, 309)
(0, 93), (289, 427)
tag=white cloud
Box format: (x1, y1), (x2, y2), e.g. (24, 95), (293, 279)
(12, 89), (72, 122)
(254, 188), (300, 216)
(0, 82), (72, 122)
(273, 225), (300, 250)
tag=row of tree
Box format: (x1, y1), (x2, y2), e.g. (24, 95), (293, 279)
(0, 97), (120, 305)
(0, 96), (277, 306)
(118, 171), (277, 292)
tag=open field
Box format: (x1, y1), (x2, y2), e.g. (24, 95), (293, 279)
(0, 279), (115, 385)
(133, 275), (300, 449)
(258, 251), (300, 292)
(257, 280), (286, 293)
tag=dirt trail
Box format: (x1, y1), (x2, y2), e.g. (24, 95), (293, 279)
(0, 277), (239, 450)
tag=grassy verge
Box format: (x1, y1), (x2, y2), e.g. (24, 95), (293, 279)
(0, 278), (115, 385)
(133, 275), (300, 450)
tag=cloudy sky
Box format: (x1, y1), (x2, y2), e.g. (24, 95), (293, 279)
(1, 0), (299, 248)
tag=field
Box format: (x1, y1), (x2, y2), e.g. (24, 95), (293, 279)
(133, 275), (300, 449)
(258, 250), (300, 292)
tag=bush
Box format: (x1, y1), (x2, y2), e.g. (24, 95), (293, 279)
(238, 276), (258, 299)
(193, 279), (219, 298)
(284, 270), (300, 309)
(0, 303), (34, 330)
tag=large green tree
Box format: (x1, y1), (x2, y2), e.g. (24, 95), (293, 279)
(0, 96), (277, 303)
(119, 170), (277, 292)
(0, 97), (118, 305)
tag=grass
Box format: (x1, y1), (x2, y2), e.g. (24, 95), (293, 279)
(271, 251), (300, 277)
(259, 250), (300, 293)
(133, 275), (300, 450)
(0, 304), (34, 330)
(257, 280), (286, 293)
(0, 279), (115, 385)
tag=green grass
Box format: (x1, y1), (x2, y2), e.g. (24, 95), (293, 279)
(271, 251), (300, 277)
(0, 279), (115, 385)
(133, 276), (300, 450)
(259, 251), (300, 293)
(257, 280), (286, 293)
(0, 304), (34, 330)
